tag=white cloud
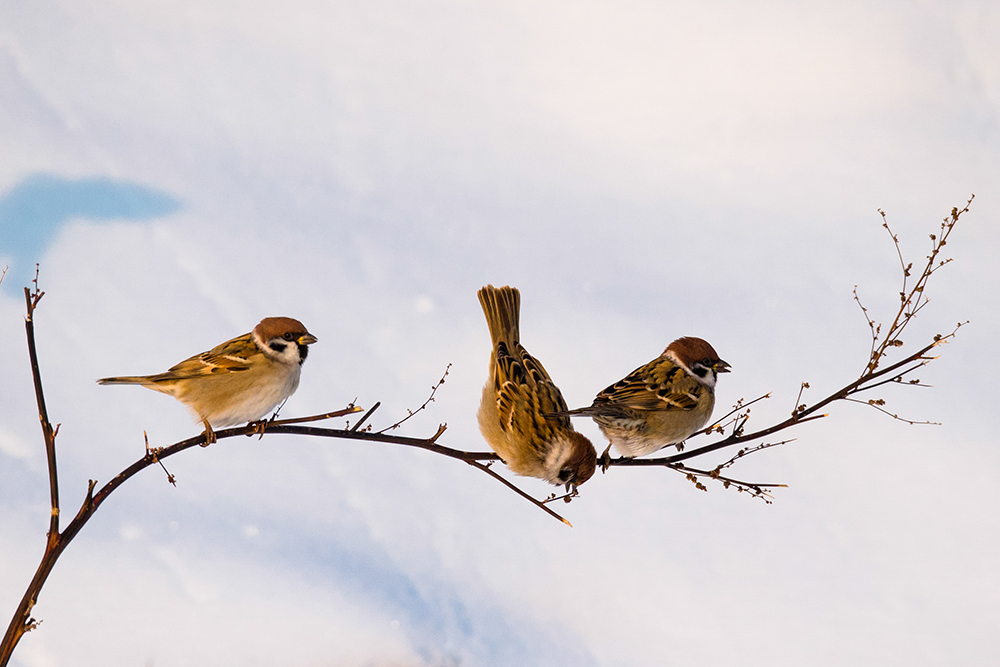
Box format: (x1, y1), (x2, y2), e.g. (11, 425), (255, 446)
(0, 427), (31, 460)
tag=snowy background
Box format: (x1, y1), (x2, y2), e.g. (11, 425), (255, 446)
(1, 1), (998, 665)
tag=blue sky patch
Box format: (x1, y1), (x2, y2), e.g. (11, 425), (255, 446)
(0, 173), (180, 279)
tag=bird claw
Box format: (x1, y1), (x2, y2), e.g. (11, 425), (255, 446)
(250, 412), (280, 439)
(200, 421), (216, 447)
(599, 444), (613, 472)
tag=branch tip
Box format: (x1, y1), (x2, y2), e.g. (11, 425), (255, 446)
(376, 363), (451, 434)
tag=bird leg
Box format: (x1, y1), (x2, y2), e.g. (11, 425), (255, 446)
(599, 443), (614, 472)
(200, 419), (216, 447)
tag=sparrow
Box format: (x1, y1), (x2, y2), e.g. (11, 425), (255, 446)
(98, 317), (317, 444)
(477, 285), (597, 488)
(563, 337), (729, 458)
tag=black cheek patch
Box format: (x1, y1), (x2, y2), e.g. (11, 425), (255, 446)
(692, 364), (709, 378)
(269, 342), (288, 354)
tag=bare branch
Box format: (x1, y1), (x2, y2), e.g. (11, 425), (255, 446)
(701, 393), (772, 436)
(619, 298), (963, 473)
(542, 487), (581, 505)
(862, 196), (971, 376)
(144, 432), (176, 486)
(712, 439), (796, 473)
(376, 364), (451, 434)
(634, 202), (971, 479)
(3, 273), (63, 663)
(1, 199), (973, 665)
(466, 460), (572, 526)
(266, 405), (363, 426)
(792, 382), (810, 417)
(848, 362), (929, 393)
(674, 462), (785, 502)
(841, 398), (941, 425)
(22, 280), (59, 539)
(349, 402), (381, 432)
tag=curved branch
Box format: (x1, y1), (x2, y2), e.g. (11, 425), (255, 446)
(615, 339), (940, 468)
(2, 200), (973, 666)
(608, 197), (973, 471)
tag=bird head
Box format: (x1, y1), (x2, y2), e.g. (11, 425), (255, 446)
(254, 317), (317, 364)
(665, 336), (729, 387)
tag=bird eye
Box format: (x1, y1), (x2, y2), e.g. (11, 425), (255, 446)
(282, 332), (295, 341)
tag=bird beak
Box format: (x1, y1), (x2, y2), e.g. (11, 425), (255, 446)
(715, 360), (731, 373)
(298, 333), (318, 345)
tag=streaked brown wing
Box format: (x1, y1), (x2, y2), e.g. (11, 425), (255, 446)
(164, 332), (258, 378)
(594, 358), (704, 411)
(517, 344), (570, 419)
(493, 341), (569, 449)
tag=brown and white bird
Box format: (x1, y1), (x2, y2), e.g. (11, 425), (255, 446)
(564, 337), (729, 458)
(98, 317), (317, 443)
(477, 285), (597, 487)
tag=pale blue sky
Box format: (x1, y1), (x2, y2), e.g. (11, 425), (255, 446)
(1, 2), (998, 666)
(0, 174), (179, 282)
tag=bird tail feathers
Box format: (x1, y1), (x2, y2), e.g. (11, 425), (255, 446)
(97, 375), (158, 386)
(478, 284), (521, 344)
(550, 405), (631, 419)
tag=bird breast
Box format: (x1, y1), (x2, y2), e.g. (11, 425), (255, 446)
(176, 359), (302, 427)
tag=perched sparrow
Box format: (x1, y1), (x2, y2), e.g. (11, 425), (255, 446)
(477, 285), (596, 487)
(564, 337), (729, 458)
(98, 317), (317, 443)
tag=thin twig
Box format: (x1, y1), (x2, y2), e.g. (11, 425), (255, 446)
(853, 285), (881, 369)
(676, 462), (786, 493)
(376, 364), (451, 434)
(841, 398), (941, 425)
(466, 460), (572, 526)
(792, 382), (810, 417)
(145, 432), (176, 486)
(712, 439), (796, 473)
(542, 487), (581, 505)
(267, 405), (363, 426)
(863, 196), (971, 375)
(699, 393), (771, 436)
(848, 364), (931, 394)
(350, 402), (381, 431)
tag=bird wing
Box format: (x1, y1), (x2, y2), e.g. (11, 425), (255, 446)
(162, 332), (259, 379)
(493, 341), (570, 448)
(593, 357), (705, 411)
